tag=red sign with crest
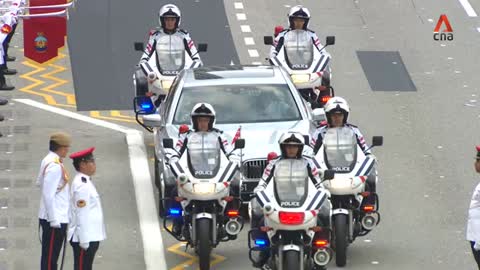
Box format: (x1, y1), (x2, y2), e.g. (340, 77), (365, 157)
(23, 0), (67, 63)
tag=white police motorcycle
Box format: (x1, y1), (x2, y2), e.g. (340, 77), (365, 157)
(314, 127), (383, 267)
(162, 133), (245, 270)
(133, 35), (207, 105)
(264, 29), (335, 109)
(248, 158), (335, 270)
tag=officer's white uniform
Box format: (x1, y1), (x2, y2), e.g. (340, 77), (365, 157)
(68, 172), (106, 245)
(37, 151), (70, 226)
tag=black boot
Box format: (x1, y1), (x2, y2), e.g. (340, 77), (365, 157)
(6, 56), (15, 62)
(2, 68), (17, 76)
(0, 115), (4, 122)
(0, 74), (14, 91)
(0, 98), (7, 105)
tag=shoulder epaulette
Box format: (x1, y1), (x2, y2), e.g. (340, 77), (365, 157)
(81, 177), (87, 183)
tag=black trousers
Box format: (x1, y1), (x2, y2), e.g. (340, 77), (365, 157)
(39, 219), (67, 270)
(470, 241), (480, 269)
(3, 23), (17, 63)
(70, 241), (100, 270)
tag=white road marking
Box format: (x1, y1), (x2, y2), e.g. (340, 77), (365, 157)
(236, 13), (247, 20)
(241, 25), (251, 32)
(428, 18), (434, 22)
(458, 0), (478, 17)
(251, 61), (262, 65)
(372, 261), (380, 264)
(248, 49), (259, 57)
(244, 37), (255, 45)
(13, 99), (167, 270)
(477, 27), (480, 32)
(234, 2), (244, 9)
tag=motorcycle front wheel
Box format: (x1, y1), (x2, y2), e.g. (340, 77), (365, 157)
(197, 218), (212, 270)
(282, 250), (300, 270)
(334, 214), (348, 267)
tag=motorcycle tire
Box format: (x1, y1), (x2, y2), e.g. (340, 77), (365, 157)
(334, 214), (348, 267)
(282, 250), (300, 270)
(197, 218), (212, 270)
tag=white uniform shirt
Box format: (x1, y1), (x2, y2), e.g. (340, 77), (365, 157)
(68, 173), (106, 243)
(37, 151), (70, 224)
(467, 182), (480, 242)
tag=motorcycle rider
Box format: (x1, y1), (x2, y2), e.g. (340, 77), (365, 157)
(165, 103), (240, 235)
(139, 4), (203, 70)
(310, 96), (378, 206)
(250, 131), (331, 267)
(269, 5), (325, 59)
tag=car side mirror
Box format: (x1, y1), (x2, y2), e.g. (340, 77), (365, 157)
(134, 42), (144, 52)
(197, 43), (208, 52)
(372, 136), (383, 147)
(264, 36), (274, 45)
(324, 169), (335, 180)
(234, 138), (245, 149)
(325, 36), (335, 46)
(133, 96), (155, 115)
(163, 138), (174, 149)
(312, 108), (326, 122)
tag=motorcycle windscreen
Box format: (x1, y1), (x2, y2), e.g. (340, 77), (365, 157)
(273, 159), (309, 208)
(186, 132), (222, 179)
(155, 35), (185, 75)
(323, 127), (357, 172)
(283, 30), (314, 70)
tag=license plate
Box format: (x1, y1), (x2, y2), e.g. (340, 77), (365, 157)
(193, 183), (216, 194)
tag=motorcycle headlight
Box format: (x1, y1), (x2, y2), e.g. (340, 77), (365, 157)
(291, 74), (310, 84)
(192, 183), (216, 194)
(161, 80), (173, 90)
(178, 174), (188, 184)
(351, 177), (363, 189)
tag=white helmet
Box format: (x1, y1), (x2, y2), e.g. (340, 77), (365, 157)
(278, 131), (305, 158)
(190, 103), (216, 131)
(288, 5), (311, 29)
(159, 4), (181, 30)
(324, 97), (350, 125)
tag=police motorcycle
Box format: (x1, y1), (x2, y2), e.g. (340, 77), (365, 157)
(248, 145), (336, 269)
(161, 133), (245, 270)
(264, 28), (335, 109)
(314, 127), (383, 267)
(133, 37), (207, 106)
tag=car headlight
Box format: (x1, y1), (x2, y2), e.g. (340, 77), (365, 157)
(193, 183), (216, 194)
(291, 74), (311, 84)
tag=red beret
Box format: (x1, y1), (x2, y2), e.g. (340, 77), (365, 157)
(69, 147), (95, 160)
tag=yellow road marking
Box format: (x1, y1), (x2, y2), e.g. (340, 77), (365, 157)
(110, 110), (135, 120)
(168, 242), (227, 270)
(19, 60), (57, 105)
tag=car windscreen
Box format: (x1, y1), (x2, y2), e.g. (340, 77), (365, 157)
(173, 84), (302, 124)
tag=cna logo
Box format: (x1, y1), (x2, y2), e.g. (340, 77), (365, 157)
(433, 14), (453, 41)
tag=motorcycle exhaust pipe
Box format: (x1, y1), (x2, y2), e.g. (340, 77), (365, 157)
(361, 213), (378, 230)
(313, 249), (331, 266)
(225, 219), (242, 235)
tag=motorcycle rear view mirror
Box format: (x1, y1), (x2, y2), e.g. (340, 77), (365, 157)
(303, 135), (310, 145)
(323, 169), (335, 180)
(134, 42), (145, 52)
(234, 138), (245, 150)
(372, 136), (383, 147)
(133, 96), (155, 115)
(197, 43), (208, 52)
(163, 138), (174, 149)
(264, 36), (274, 45)
(325, 36), (335, 46)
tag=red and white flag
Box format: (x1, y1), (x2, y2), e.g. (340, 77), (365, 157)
(231, 126), (241, 145)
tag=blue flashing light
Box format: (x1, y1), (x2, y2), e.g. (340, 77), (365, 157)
(255, 239), (267, 247)
(141, 103), (152, 110)
(169, 208), (182, 216)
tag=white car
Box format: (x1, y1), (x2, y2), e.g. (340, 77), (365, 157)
(134, 65), (326, 215)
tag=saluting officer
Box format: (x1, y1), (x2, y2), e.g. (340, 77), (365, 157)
(37, 132), (71, 270)
(68, 147), (106, 270)
(467, 145), (480, 269)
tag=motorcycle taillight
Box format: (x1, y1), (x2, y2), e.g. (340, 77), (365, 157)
(278, 211), (305, 225)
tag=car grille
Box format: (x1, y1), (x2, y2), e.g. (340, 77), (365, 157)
(242, 159), (268, 179)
